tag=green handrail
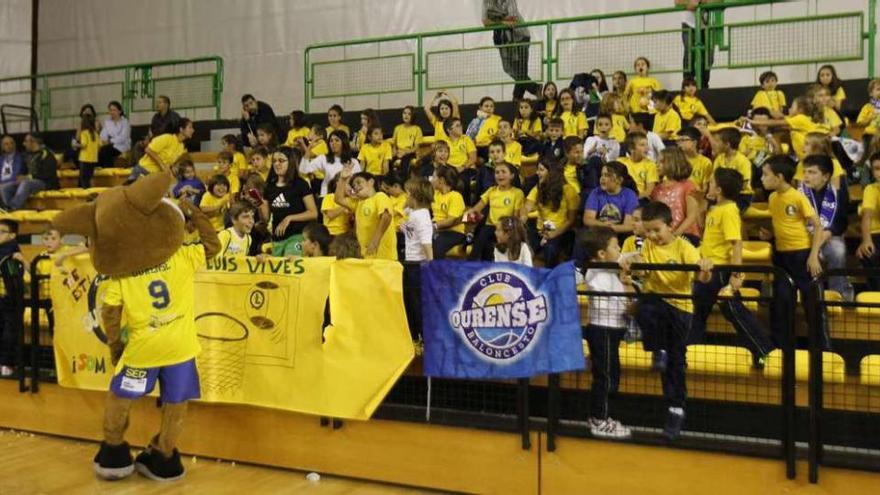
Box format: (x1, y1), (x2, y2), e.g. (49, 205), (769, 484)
(304, 0), (875, 111)
(0, 56), (224, 129)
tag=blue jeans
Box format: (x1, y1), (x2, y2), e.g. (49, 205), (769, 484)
(126, 165), (151, 183)
(0, 179), (46, 210)
(820, 236), (853, 301)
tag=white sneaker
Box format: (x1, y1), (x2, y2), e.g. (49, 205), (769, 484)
(0, 366), (13, 377)
(588, 417), (632, 439)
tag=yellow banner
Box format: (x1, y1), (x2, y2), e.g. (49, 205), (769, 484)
(51, 255), (414, 420)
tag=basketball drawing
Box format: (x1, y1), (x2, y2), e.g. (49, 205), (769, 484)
(195, 312), (249, 395)
(246, 280), (287, 331)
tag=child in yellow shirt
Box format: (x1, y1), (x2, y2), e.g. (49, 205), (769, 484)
(199, 175), (232, 231)
(392, 105), (423, 177)
(325, 104), (350, 140)
(651, 90), (682, 141)
(513, 100), (543, 155)
(76, 113), (99, 188)
(464, 162), (524, 261)
(498, 120), (522, 169)
(248, 146), (271, 182)
(622, 201), (712, 440)
(624, 56), (662, 113)
(220, 134), (248, 179)
(334, 165), (396, 260)
(857, 152), (880, 289)
(357, 126), (392, 176)
(558, 88), (588, 139)
(856, 78), (880, 154)
(751, 71), (786, 118)
(673, 77), (714, 124)
(618, 132), (658, 200)
(283, 110), (310, 148)
(712, 128), (753, 211)
(214, 151), (241, 195)
(321, 175), (351, 236)
(677, 127), (713, 193)
(470, 96), (501, 161)
(599, 93), (630, 143)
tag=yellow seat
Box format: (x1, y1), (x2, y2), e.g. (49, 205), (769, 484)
(0, 210), (32, 222)
(58, 170), (79, 178)
(860, 355), (880, 386)
(618, 342), (652, 370)
(822, 290), (844, 316)
(112, 168), (132, 177)
(688, 345), (753, 377)
(23, 307), (51, 328)
(743, 203), (771, 220)
(717, 286), (760, 312)
(85, 187), (108, 195)
(856, 292), (880, 316)
(742, 241), (771, 263)
(33, 190), (73, 199)
(521, 153), (539, 166)
(34, 210), (62, 221)
(762, 349), (845, 383)
(21, 210), (48, 222)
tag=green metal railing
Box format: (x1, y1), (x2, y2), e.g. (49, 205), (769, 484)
(0, 56), (223, 131)
(304, 0), (876, 112)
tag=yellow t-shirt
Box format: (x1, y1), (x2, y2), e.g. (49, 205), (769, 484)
(641, 236), (700, 313)
(320, 194), (350, 235)
(560, 111), (587, 138)
(211, 167), (241, 195)
(687, 153), (713, 191)
(393, 124), (423, 153)
(325, 124), (350, 139)
(751, 90), (786, 112)
(429, 115), (450, 144)
(448, 135), (476, 169)
(712, 152), (753, 194)
(793, 158), (846, 183)
(610, 113), (629, 143)
(356, 129), (367, 152)
(862, 183), (880, 234)
(432, 190), (466, 234)
(857, 104), (880, 135)
(626, 76), (662, 113)
(621, 235), (642, 254)
(563, 163), (580, 194)
(832, 87), (846, 105)
(823, 107), (842, 132)
(504, 140), (523, 168)
(513, 118), (542, 139)
(199, 193), (230, 231)
(284, 127), (310, 147)
(390, 193), (408, 231)
(309, 139), (329, 159)
(232, 151), (247, 177)
(217, 228), (251, 257)
(672, 95), (709, 121)
(475, 114), (501, 148)
(653, 109), (682, 139)
(785, 115), (829, 159)
(139, 133), (185, 173)
(738, 134), (768, 164)
(103, 244), (206, 368)
(352, 192), (397, 260)
(358, 141), (393, 175)
(78, 130), (99, 163)
(769, 187), (816, 252)
(480, 186), (525, 226)
(701, 202), (741, 264)
(619, 157), (659, 196)
(526, 184), (578, 228)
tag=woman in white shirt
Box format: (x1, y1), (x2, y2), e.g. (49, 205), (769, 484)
(298, 129), (361, 197)
(98, 101), (131, 167)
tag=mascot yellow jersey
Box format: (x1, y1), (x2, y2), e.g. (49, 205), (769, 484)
(103, 243), (207, 369)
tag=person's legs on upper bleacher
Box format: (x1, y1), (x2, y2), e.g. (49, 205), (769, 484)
(821, 235), (854, 301)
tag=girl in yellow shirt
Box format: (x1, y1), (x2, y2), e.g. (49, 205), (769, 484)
(321, 175), (351, 236)
(464, 162), (524, 261)
(325, 104), (350, 140)
(471, 97), (501, 163)
(519, 161), (578, 267)
(357, 126), (392, 176)
(816, 65), (846, 110)
(756, 96), (828, 160)
(283, 110), (310, 148)
(673, 77), (714, 124)
(431, 165), (467, 259)
(599, 93), (629, 143)
(857, 78), (880, 152)
(76, 113), (99, 188)
(558, 89), (588, 140)
(423, 90), (460, 144)
(624, 56), (662, 113)
(513, 99), (543, 155)
(354, 108), (381, 153)
(392, 105), (423, 177)
(538, 81), (559, 127)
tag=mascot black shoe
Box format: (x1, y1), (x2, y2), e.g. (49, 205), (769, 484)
(135, 445), (185, 481)
(93, 441), (134, 480)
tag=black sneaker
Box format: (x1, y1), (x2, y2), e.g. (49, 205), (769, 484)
(135, 447), (185, 481)
(93, 441), (134, 480)
(663, 410), (686, 441)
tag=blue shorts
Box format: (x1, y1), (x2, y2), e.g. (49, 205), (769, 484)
(109, 359), (201, 403)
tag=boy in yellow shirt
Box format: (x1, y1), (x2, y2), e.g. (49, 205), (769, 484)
(618, 132), (658, 201)
(213, 151), (241, 195)
(677, 127), (713, 193)
(651, 90), (681, 141)
(760, 155), (823, 313)
(133, 118), (193, 181)
(199, 175), (231, 232)
(622, 201), (712, 440)
(856, 78), (880, 155)
(693, 168), (773, 365)
(217, 201), (257, 257)
(248, 146), (271, 182)
(751, 71), (786, 118)
(471, 96), (501, 161)
(220, 134), (248, 179)
(334, 165), (396, 260)
(712, 128), (753, 211)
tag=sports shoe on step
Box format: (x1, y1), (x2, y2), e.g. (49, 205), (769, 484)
(663, 409), (686, 441)
(588, 417), (632, 439)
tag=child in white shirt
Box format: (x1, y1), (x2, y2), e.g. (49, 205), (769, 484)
(493, 216), (532, 266)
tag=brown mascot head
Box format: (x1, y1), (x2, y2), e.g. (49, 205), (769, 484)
(52, 170), (184, 276)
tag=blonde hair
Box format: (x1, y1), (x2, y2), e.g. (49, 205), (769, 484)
(495, 216), (528, 261)
(600, 93), (626, 116)
(659, 147), (692, 181)
(804, 132), (833, 157)
(404, 178), (434, 209)
(329, 232), (361, 259)
(868, 78), (880, 94)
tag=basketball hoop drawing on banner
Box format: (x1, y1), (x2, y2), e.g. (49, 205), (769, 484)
(195, 312), (249, 395)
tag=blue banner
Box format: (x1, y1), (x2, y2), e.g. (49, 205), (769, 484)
(422, 260), (585, 379)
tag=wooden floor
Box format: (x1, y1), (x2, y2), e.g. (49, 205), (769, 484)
(0, 430), (443, 495)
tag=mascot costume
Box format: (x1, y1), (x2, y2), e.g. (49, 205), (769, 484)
(53, 168), (220, 481)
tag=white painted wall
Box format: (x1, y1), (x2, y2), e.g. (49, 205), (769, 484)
(32, 0), (880, 119)
(0, 0), (32, 80)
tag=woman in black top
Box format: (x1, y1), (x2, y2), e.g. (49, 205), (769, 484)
(259, 146), (317, 256)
